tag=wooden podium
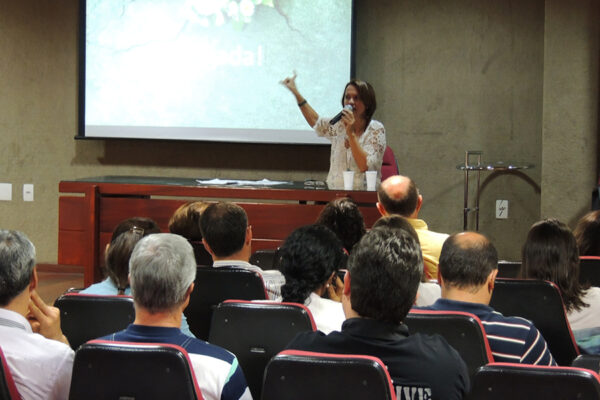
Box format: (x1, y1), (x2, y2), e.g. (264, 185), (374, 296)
(58, 176), (380, 286)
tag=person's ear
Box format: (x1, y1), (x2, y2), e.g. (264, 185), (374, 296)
(202, 239), (216, 258)
(343, 271), (351, 296)
(376, 202), (387, 216)
(182, 283), (194, 308)
(29, 267), (39, 291)
(487, 269), (498, 293)
(415, 194), (423, 213)
(245, 225), (252, 245)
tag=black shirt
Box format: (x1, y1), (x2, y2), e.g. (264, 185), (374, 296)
(286, 317), (469, 400)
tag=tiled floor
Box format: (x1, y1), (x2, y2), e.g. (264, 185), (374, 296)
(37, 271), (84, 305)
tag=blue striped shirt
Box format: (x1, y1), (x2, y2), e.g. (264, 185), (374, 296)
(419, 299), (556, 365)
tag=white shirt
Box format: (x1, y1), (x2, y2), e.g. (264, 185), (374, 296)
(415, 281), (442, 307)
(212, 260), (285, 301)
(0, 308), (74, 400)
(313, 117), (386, 190)
(304, 292), (345, 334)
(568, 286), (600, 331)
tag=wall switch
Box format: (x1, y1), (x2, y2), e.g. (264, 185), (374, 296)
(0, 183), (12, 201)
(23, 184), (34, 202)
(496, 200), (508, 219)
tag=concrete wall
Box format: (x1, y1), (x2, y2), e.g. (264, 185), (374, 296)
(0, 0), (598, 263)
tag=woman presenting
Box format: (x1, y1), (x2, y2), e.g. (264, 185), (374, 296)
(281, 72), (386, 190)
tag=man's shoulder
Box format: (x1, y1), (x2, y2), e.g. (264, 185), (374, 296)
(184, 337), (237, 364)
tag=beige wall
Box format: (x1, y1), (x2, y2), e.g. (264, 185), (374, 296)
(0, 0), (598, 263)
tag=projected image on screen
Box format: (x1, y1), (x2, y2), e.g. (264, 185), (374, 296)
(83, 0), (353, 144)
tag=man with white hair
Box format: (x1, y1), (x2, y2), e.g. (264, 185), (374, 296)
(101, 233), (252, 400)
(0, 229), (74, 399)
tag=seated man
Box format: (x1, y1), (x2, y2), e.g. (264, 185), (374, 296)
(377, 175), (449, 279)
(200, 202), (284, 300)
(419, 232), (556, 365)
(286, 227), (469, 399)
(0, 230), (73, 399)
(101, 233), (252, 400)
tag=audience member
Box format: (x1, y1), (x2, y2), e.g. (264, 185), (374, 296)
(373, 215), (441, 306)
(521, 219), (600, 353)
(82, 217), (161, 295)
(81, 218), (194, 337)
(279, 224), (346, 333)
(100, 233), (252, 400)
(574, 210), (600, 256)
(377, 175), (448, 279)
(200, 202), (284, 300)
(420, 232), (556, 365)
(0, 230), (73, 399)
(169, 201), (213, 265)
(315, 197), (366, 253)
(286, 227), (469, 399)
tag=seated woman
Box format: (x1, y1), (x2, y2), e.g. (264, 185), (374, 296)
(521, 219), (600, 353)
(81, 217), (196, 337)
(168, 201), (212, 265)
(373, 215), (441, 307)
(316, 197), (366, 253)
(574, 210), (600, 256)
(279, 224), (347, 334)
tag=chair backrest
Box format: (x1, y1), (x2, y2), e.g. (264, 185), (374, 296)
(208, 300), (315, 400)
(405, 310), (493, 379)
(579, 256), (600, 288)
(69, 340), (202, 400)
(189, 240), (213, 266)
(470, 362), (600, 399)
(184, 267), (268, 340)
(497, 260), (521, 278)
(572, 354), (600, 374)
(0, 348), (20, 400)
(381, 146), (400, 181)
(249, 249), (280, 271)
(489, 278), (579, 365)
(262, 350), (397, 400)
(54, 293), (135, 350)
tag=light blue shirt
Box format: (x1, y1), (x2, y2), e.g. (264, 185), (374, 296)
(81, 278), (196, 338)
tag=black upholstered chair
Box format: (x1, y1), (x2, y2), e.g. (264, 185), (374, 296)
(496, 260), (521, 278)
(0, 347), (20, 400)
(262, 350), (397, 400)
(470, 362), (600, 399)
(405, 310), (493, 379)
(249, 249), (280, 271)
(69, 340), (202, 400)
(489, 278), (579, 365)
(184, 267), (268, 340)
(579, 256), (600, 288)
(572, 354), (600, 374)
(54, 293), (135, 350)
(208, 300), (315, 400)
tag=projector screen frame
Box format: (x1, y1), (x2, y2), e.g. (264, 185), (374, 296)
(76, 0), (357, 146)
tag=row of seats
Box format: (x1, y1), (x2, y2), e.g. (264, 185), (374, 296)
(496, 257), (600, 287)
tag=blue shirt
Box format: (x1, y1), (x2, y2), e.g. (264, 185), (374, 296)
(418, 298), (556, 365)
(100, 325), (252, 400)
(81, 278), (195, 338)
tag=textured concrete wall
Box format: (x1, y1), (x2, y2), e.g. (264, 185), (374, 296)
(0, 1), (598, 262)
(541, 0), (599, 226)
(354, 0), (545, 258)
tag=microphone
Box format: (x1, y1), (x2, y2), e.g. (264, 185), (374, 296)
(329, 104), (354, 125)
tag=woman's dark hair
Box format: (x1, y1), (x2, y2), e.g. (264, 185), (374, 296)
(520, 218), (588, 312)
(168, 201), (209, 241)
(316, 197), (366, 253)
(279, 225), (346, 304)
(574, 210), (600, 256)
(106, 217), (161, 294)
(341, 79), (377, 124)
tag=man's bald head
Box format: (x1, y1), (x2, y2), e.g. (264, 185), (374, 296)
(377, 175), (419, 217)
(438, 232), (498, 290)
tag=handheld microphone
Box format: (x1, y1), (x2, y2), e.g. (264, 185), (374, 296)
(329, 104), (354, 125)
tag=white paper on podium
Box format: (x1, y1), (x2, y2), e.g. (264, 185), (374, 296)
(196, 178), (291, 186)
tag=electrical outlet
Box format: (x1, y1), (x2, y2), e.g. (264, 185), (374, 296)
(496, 200), (508, 219)
(0, 183), (12, 201)
(23, 184), (34, 202)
